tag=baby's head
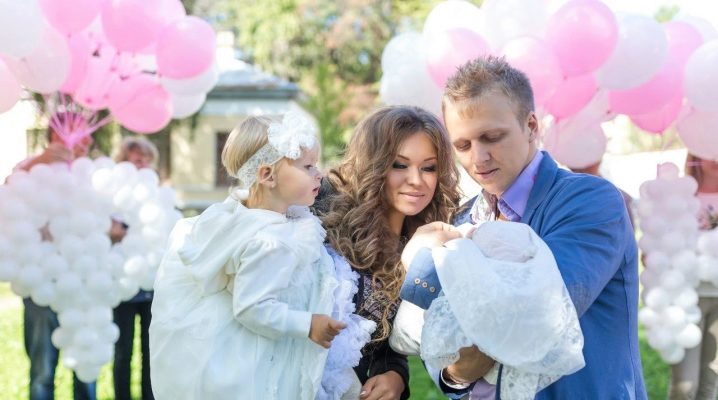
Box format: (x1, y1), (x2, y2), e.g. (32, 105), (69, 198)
(222, 112), (321, 210)
(470, 221), (537, 263)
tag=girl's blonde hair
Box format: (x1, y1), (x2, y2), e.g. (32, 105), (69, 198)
(221, 115), (283, 201)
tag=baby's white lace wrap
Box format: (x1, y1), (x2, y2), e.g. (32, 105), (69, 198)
(234, 111), (318, 199)
(420, 222), (585, 399)
(316, 247), (377, 400)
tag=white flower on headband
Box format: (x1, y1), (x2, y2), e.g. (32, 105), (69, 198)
(267, 111), (318, 160)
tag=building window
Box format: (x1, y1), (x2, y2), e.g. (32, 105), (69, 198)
(215, 131), (236, 187)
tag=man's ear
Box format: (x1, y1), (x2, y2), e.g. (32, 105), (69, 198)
(527, 112), (539, 142)
(256, 165), (275, 188)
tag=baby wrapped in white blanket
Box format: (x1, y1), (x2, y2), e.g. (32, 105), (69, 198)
(415, 221), (585, 399)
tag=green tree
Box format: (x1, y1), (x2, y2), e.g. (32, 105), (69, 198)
(198, 0), (480, 161)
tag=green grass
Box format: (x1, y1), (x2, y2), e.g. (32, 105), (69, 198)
(0, 282), (669, 399)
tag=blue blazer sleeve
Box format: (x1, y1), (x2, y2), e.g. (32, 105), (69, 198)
(539, 178), (633, 317)
(400, 247), (442, 310)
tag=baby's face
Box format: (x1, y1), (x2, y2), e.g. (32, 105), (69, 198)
(470, 221), (537, 263)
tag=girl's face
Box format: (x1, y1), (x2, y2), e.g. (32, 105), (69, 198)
(385, 132), (439, 219)
(273, 146), (322, 208)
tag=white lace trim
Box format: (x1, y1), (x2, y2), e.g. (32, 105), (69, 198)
(234, 111), (318, 192)
(316, 247), (377, 400)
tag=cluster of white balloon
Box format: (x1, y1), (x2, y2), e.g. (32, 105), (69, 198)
(0, 157), (180, 381)
(638, 163), (703, 364)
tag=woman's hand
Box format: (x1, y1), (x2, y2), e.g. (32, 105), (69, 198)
(360, 371), (405, 400)
(401, 222), (462, 269)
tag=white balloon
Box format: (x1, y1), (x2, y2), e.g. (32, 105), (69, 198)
(31, 282), (57, 306)
(138, 168), (160, 187)
(86, 306), (112, 326)
(51, 327), (72, 348)
(2, 25), (71, 94)
(685, 40), (718, 112)
(673, 288), (699, 309)
(542, 122), (607, 169)
(660, 345), (686, 364)
(422, 1), (485, 38)
(664, 306), (688, 329)
(16, 265), (43, 290)
(647, 328), (673, 350)
(0, 260), (19, 282)
(0, 0), (43, 57)
(676, 324), (702, 349)
(685, 305), (702, 324)
(171, 92), (206, 119)
(481, 0), (548, 50)
(56, 272), (83, 296)
(676, 109), (718, 163)
(382, 32), (424, 75)
(638, 307), (659, 327)
(645, 287), (671, 310)
(87, 271), (113, 294)
(10, 280), (32, 298)
(73, 330), (100, 349)
(595, 14), (668, 90)
(59, 309), (85, 329)
(161, 61), (218, 96)
(644, 251), (670, 272)
(139, 203), (162, 224)
(75, 365), (101, 384)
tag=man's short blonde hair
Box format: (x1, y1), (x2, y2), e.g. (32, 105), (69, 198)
(442, 55), (535, 123)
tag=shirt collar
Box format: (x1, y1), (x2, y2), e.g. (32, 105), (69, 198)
(469, 151), (543, 223)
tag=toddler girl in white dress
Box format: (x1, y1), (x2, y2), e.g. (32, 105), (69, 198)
(149, 112), (372, 400)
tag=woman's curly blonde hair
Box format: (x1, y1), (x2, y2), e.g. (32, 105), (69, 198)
(322, 106), (460, 341)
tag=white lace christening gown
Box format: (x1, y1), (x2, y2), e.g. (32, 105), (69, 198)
(149, 198), (337, 400)
(316, 246), (377, 400)
(420, 221), (585, 400)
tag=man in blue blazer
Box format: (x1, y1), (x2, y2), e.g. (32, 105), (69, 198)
(400, 56), (646, 399)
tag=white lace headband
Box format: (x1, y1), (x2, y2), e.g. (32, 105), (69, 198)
(235, 111), (318, 199)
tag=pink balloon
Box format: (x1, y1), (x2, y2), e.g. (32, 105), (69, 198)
(101, 0), (172, 52)
(0, 59), (21, 113)
(609, 59), (682, 116)
(500, 36), (562, 107)
(74, 50), (121, 110)
(425, 28), (490, 88)
(61, 34), (94, 94)
(137, 0), (186, 55)
(109, 74), (172, 134)
(677, 108), (718, 160)
(545, 0), (618, 77)
(629, 93), (683, 134)
(544, 74), (597, 120)
(156, 16), (216, 79)
(39, 0), (102, 35)
(664, 21), (704, 67)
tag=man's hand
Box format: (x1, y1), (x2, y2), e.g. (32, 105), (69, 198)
(443, 345), (495, 385)
(360, 370), (405, 400)
(401, 222), (462, 268)
(309, 314), (346, 349)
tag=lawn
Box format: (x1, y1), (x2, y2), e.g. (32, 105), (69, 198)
(0, 282), (669, 399)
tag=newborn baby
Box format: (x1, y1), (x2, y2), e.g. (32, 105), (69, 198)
(412, 221), (585, 399)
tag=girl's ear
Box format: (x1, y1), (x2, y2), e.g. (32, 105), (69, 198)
(256, 165), (276, 188)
